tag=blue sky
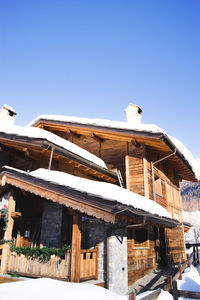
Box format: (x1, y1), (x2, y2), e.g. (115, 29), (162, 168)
(0, 0), (200, 157)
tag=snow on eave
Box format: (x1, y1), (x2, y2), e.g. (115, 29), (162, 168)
(0, 125), (107, 169)
(28, 114), (200, 181)
(26, 168), (172, 220)
(27, 114), (165, 134)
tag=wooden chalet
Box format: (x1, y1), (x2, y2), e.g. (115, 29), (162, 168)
(0, 103), (199, 294)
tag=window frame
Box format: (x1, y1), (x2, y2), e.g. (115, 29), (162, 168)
(132, 227), (150, 249)
(155, 176), (163, 197)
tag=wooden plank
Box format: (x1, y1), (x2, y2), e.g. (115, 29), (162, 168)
(0, 276), (20, 284)
(129, 292), (136, 300)
(171, 280), (179, 300)
(70, 215), (81, 282)
(178, 290), (200, 299)
(1, 191), (15, 274)
(7, 253), (70, 280)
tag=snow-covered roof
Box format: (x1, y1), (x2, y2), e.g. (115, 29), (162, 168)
(28, 114), (200, 181)
(28, 114), (165, 134)
(0, 125), (107, 169)
(28, 168), (172, 219)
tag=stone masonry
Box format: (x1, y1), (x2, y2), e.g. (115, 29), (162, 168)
(40, 200), (63, 248)
(84, 218), (128, 295)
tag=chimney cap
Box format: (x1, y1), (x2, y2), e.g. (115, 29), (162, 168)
(3, 104), (17, 116)
(125, 103), (143, 114)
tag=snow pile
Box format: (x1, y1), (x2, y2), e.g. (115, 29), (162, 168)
(0, 125), (107, 169)
(177, 264), (200, 299)
(29, 168), (172, 219)
(156, 290), (173, 300)
(28, 115), (200, 181)
(0, 278), (127, 300)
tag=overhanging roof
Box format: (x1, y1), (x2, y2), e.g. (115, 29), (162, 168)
(28, 115), (200, 182)
(0, 166), (179, 228)
(0, 126), (117, 183)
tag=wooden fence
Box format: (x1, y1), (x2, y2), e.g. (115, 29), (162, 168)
(80, 248), (98, 281)
(129, 245), (200, 300)
(7, 251), (71, 280)
(4, 246), (98, 282)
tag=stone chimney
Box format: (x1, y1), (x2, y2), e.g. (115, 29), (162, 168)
(0, 104), (16, 125)
(124, 103), (142, 125)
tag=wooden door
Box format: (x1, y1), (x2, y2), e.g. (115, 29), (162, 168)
(159, 227), (167, 266)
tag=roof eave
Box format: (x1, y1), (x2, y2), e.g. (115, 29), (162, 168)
(0, 166), (179, 228)
(0, 132), (118, 183)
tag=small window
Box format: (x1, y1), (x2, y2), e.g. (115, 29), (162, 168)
(155, 177), (163, 196)
(132, 227), (149, 249)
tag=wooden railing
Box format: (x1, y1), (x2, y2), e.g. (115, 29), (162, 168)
(0, 244), (3, 261)
(129, 248), (199, 300)
(80, 248), (98, 281)
(7, 250), (71, 280)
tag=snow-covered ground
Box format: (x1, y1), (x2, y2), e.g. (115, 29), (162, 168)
(0, 278), (128, 300)
(1, 262), (200, 300)
(137, 261), (200, 300)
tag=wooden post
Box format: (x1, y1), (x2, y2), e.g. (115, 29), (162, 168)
(0, 191), (15, 274)
(172, 280), (179, 300)
(187, 253), (190, 268)
(196, 246), (199, 264)
(70, 215), (81, 282)
(167, 275), (173, 290)
(178, 263), (182, 280)
(193, 246), (196, 265)
(129, 292), (136, 300)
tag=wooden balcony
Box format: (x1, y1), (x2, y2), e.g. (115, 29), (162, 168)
(7, 250), (71, 280)
(5, 247), (98, 282)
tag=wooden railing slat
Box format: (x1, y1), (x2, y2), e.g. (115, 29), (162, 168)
(7, 252), (70, 280)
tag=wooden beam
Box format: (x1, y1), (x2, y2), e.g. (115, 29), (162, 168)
(66, 129), (80, 142)
(89, 133), (104, 143)
(70, 215), (81, 282)
(131, 138), (141, 148)
(0, 191), (15, 274)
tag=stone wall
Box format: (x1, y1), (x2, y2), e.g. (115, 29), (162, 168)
(40, 200), (63, 248)
(83, 218), (128, 295)
(107, 227), (128, 295)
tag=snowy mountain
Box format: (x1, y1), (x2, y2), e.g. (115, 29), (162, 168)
(181, 180), (200, 211)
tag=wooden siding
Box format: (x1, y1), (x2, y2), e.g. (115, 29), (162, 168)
(145, 148), (185, 265)
(127, 226), (156, 286)
(165, 226), (186, 263)
(74, 137), (127, 183)
(126, 144), (145, 196)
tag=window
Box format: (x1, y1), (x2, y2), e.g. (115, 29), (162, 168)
(132, 227), (149, 249)
(155, 177), (163, 196)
